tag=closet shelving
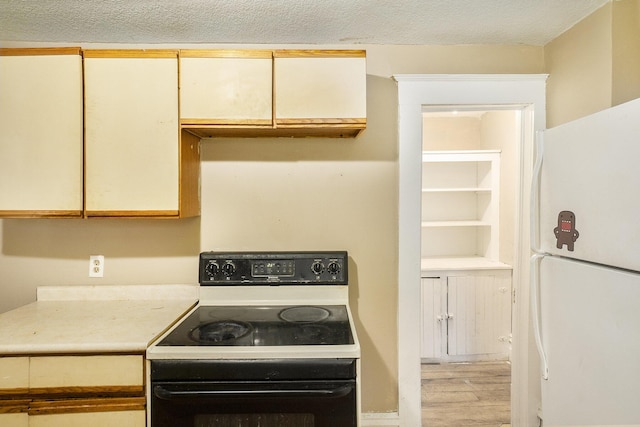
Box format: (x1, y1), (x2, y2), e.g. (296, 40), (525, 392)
(421, 150), (501, 267)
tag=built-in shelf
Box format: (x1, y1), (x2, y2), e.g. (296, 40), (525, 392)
(421, 150), (500, 262)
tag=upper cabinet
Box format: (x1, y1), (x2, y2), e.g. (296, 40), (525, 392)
(180, 50), (273, 135)
(274, 50), (367, 137)
(179, 49), (367, 138)
(84, 50), (199, 218)
(0, 48), (364, 219)
(0, 48), (84, 218)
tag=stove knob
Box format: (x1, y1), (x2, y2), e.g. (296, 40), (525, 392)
(328, 261), (341, 275)
(222, 261), (236, 277)
(311, 261), (324, 275)
(205, 262), (220, 277)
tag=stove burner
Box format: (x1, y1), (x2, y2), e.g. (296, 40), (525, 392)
(279, 306), (331, 323)
(189, 320), (252, 343)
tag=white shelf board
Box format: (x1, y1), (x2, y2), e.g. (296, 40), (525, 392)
(421, 256), (512, 272)
(422, 187), (491, 193)
(421, 220), (491, 227)
(422, 149), (501, 162)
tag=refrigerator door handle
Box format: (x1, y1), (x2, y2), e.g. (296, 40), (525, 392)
(530, 131), (544, 253)
(530, 252), (549, 380)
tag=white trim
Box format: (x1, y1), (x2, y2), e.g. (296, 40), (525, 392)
(361, 412), (400, 426)
(395, 73), (547, 82)
(394, 74), (547, 427)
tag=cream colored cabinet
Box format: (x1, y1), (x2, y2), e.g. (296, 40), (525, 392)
(0, 355), (145, 427)
(0, 48), (83, 218)
(29, 409), (144, 427)
(274, 50), (367, 137)
(84, 50), (199, 218)
(0, 413), (28, 427)
(179, 49), (367, 138)
(421, 269), (512, 362)
(180, 50), (273, 136)
(0, 357), (29, 425)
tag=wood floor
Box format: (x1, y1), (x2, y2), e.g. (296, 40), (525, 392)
(421, 361), (511, 427)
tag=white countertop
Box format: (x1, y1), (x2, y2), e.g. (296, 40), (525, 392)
(0, 285), (197, 355)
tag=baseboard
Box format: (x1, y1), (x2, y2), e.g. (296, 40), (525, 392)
(361, 412), (400, 426)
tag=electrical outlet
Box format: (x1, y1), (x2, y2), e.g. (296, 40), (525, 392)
(89, 255), (104, 278)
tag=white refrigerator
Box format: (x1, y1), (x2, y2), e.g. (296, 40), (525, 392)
(532, 97), (640, 426)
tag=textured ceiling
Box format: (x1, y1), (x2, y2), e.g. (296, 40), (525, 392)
(0, 0), (609, 46)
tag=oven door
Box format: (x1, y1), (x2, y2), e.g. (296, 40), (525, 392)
(150, 358), (358, 427)
(152, 379), (356, 427)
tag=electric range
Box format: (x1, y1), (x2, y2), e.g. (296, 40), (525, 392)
(146, 251), (361, 427)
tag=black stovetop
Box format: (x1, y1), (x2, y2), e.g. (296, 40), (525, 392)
(157, 305), (354, 347)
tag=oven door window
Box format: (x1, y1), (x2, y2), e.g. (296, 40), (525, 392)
(152, 380), (356, 427)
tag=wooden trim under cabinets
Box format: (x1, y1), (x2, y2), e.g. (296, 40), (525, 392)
(0, 47), (81, 56)
(28, 385), (144, 399)
(180, 49), (273, 59)
(84, 210), (180, 218)
(0, 399), (30, 414)
(0, 389), (29, 398)
(83, 49), (178, 58)
(0, 210), (83, 219)
(181, 119), (273, 128)
(273, 49), (366, 58)
(28, 396), (145, 416)
(275, 118), (367, 126)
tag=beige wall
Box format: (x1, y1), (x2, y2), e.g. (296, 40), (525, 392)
(612, 0), (640, 105)
(480, 111), (518, 266)
(0, 43), (544, 414)
(545, 0), (640, 128)
(545, 3), (613, 128)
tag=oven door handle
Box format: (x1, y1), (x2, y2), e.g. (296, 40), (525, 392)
(153, 384), (353, 400)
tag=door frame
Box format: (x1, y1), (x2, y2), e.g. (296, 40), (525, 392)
(394, 74), (547, 426)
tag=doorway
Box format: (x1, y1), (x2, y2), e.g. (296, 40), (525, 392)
(394, 75), (547, 426)
(420, 108), (519, 426)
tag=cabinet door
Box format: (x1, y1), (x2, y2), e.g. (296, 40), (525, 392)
(84, 50), (181, 217)
(274, 50), (366, 136)
(180, 50), (272, 125)
(29, 408), (144, 427)
(0, 357), (29, 392)
(0, 413), (28, 427)
(0, 48), (83, 217)
(29, 355), (143, 393)
(446, 273), (511, 357)
(421, 277), (446, 359)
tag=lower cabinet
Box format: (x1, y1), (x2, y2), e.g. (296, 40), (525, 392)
(29, 404), (145, 427)
(421, 269), (512, 361)
(0, 355), (145, 427)
(0, 412), (28, 427)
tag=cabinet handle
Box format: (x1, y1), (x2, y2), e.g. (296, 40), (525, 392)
(437, 313), (454, 321)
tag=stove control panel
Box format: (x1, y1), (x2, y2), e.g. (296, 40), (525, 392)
(199, 251), (348, 285)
